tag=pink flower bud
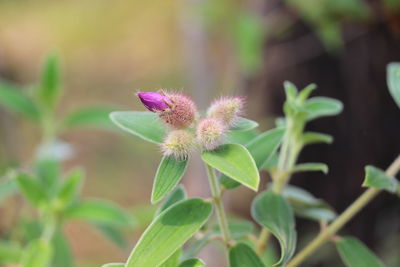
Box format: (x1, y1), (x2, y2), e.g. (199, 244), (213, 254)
(196, 117), (226, 151)
(207, 97), (244, 126)
(161, 130), (195, 160)
(137, 92), (171, 112)
(159, 93), (197, 129)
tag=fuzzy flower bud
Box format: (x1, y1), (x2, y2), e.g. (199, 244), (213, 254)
(207, 97), (244, 126)
(137, 92), (171, 112)
(161, 130), (195, 160)
(196, 117), (226, 151)
(159, 93), (197, 129)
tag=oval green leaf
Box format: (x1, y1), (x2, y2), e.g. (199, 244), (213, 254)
(202, 144), (259, 191)
(16, 174), (48, 207)
(126, 198), (212, 267)
(387, 62), (400, 108)
(151, 156), (188, 204)
(230, 117), (259, 131)
(157, 185), (187, 215)
(229, 242), (265, 267)
(110, 111), (167, 144)
(363, 165), (398, 193)
(336, 236), (385, 267)
(304, 97), (343, 121)
(251, 190), (296, 266)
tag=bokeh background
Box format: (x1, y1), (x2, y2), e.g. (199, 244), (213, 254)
(0, 0), (400, 266)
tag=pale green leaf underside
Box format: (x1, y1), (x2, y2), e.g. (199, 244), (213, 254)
(251, 190), (296, 266)
(363, 165), (398, 193)
(230, 117), (259, 131)
(336, 236), (385, 267)
(110, 111), (166, 144)
(387, 62), (400, 108)
(304, 97), (343, 121)
(126, 198), (212, 267)
(202, 144), (259, 191)
(229, 242), (265, 267)
(151, 156), (188, 204)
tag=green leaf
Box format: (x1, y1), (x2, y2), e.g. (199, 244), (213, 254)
(102, 263), (125, 267)
(21, 239), (53, 267)
(151, 156), (188, 204)
(282, 185), (336, 222)
(292, 163), (328, 174)
(297, 83), (317, 104)
(302, 132), (333, 145)
(0, 82), (40, 120)
(387, 62), (400, 108)
(214, 220), (254, 239)
(62, 106), (116, 130)
(34, 158), (60, 196)
(229, 242), (265, 267)
(336, 236), (385, 267)
(304, 97), (343, 121)
(179, 258), (205, 267)
(363, 166), (398, 193)
(262, 152), (279, 170)
(0, 241), (22, 263)
(0, 177), (17, 202)
(64, 199), (134, 227)
(94, 224), (128, 249)
(37, 54), (61, 110)
(16, 174), (48, 206)
(126, 198), (212, 267)
(52, 230), (73, 267)
(57, 168), (84, 207)
(161, 249), (182, 267)
(226, 129), (259, 145)
(110, 111), (167, 144)
(202, 144), (259, 191)
(157, 185), (187, 215)
(284, 81), (298, 101)
(230, 117), (259, 131)
(251, 190), (296, 266)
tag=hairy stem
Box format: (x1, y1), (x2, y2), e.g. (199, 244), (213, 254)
(205, 164), (231, 247)
(287, 154), (400, 267)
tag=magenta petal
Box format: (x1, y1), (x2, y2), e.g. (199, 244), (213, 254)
(137, 92), (170, 112)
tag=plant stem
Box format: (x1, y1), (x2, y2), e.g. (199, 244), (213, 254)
(256, 228), (271, 255)
(205, 164), (231, 247)
(287, 154), (400, 267)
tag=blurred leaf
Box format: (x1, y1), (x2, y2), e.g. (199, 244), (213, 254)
(157, 185), (187, 215)
(16, 173), (48, 207)
(302, 132), (333, 145)
(202, 144), (259, 191)
(161, 249), (181, 267)
(214, 220), (254, 239)
(64, 199), (134, 227)
(151, 156), (188, 204)
(304, 97), (343, 121)
(179, 258), (205, 267)
(297, 83), (317, 104)
(251, 190), (296, 266)
(0, 177), (17, 202)
(226, 129), (259, 145)
(229, 242), (265, 267)
(284, 81), (298, 101)
(125, 198), (212, 267)
(182, 233), (213, 260)
(387, 63), (400, 108)
(34, 158), (61, 197)
(37, 54), (61, 110)
(52, 230), (73, 267)
(62, 106), (116, 130)
(230, 117), (259, 131)
(336, 236), (385, 267)
(0, 82), (40, 120)
(94, 224), (129, 249)
(262, 152), (279, 171)
(363, 166), (398, 193)
(57, 168), (84, 207)
(21, 239), (53, 267)
(0, 241), (22, 263)
(110, 111), (167, 144)
(292, 163), (328, 174)
(102, 263), (125, 267)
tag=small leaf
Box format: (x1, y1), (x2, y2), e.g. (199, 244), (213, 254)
(302, 132), (333, 145)
(387, 62), (400, 108)
(226, 130), (259, 145)
(57, 168), (84, 207)
(151, 156), (188, 204)
(304, 97), (343, 121)
(16, 174), (48, 207)
(202, 144), (259, 191)
(95, 223), (129, 248)
(21, 239), (53, 267)
(161, 249), (181, 267)
(110, 111), (167, 144)
(52, 230), (74, 267)
(251, 190), (296, 266)
(363, 166), (398, 193)
(230, 117), (259, 131)
(37, 54), (61, 110)
(0, 241), (22, 263)
(0, 83), (40, 120)
(284, 81), (298, 101)
(102, 263), (125, 267)
(34, 158), (61, 197)
(292, 163), (328, 174)
(157, 185), (187, 215)
(62, 106), (116, 130)
(336, 236), (385, 267)
(229, 242), (265, 267)
(179, 258), (205, 267)
(297, 83), (316, 104)
(64, 200), (134, 227)
(125, 198), (212, 267)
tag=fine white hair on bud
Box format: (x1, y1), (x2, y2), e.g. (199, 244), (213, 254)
(196, 117), (226, 151)
(159, 93), (198, 129)
(161, 130), (195, 160)
(207, 97), (244, 127)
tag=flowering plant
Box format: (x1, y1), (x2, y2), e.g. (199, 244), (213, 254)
(105, 63), (400, 267)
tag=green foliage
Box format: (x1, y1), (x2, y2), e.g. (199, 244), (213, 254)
(102, 263), (125, 267)
(151, 156), (188, 204)
(251, 190), (296, 266)
(202, 144), (260, 191)
(213, 220), (254, 239)
(157, 185), (187, 215)
(0, 241), (22, 263)
(292, 163), (329, 174)
(336, 237), (385, 267)
(303, 97), (343, 121)
(62, 106), (116, 130)
(230, 117), (259, 131)
(363, 166), (398, 193)
(21, 239), (53, 267)
(387, 63), (400, 108)
(178, 258), (205, 267)
(16, 173), (48, 207)
(229, 242), (265, 267)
